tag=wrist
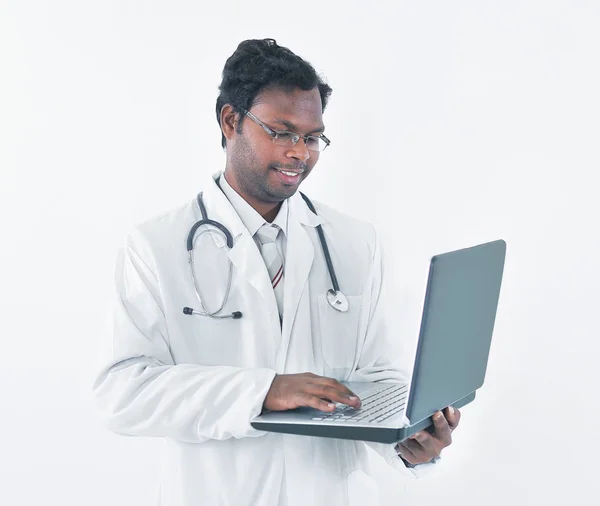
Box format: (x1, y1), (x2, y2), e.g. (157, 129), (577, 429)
(394, 444), (417, 468)
(399, 456), (418, 468)
(395, 443), (438, 468)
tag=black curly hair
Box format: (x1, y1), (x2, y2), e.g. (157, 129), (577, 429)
(216, 38), (333, 149)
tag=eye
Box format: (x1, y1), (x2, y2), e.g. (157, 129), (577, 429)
(273, 131), (299, 146)
(305, 136), (320, 149)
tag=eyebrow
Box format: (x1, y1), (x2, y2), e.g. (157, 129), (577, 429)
(273, 118), (325, 134)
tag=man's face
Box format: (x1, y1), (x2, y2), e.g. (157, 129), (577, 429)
(226, 86), (324, 206)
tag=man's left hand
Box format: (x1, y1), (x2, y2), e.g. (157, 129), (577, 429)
(395, 406), (461, 466)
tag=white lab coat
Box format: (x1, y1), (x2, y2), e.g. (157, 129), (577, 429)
(92, 172), (435, 506)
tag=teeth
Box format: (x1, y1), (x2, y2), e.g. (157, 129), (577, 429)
(280, 171), (299, 177)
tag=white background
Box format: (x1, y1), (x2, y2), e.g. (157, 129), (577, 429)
(1, 1), (599, 504)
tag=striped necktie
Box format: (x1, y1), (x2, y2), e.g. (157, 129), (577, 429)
(255, 224), (284, 318)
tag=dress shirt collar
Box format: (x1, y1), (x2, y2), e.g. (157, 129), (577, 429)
(218, 172), (288, 237)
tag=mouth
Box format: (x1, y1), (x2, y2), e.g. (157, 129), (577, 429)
(271, 166), (306, 185)
(277, 169), (303, 176)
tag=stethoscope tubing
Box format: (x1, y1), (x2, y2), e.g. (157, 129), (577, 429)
(299, 192), (340, 294)
(183, 180), (346, 318)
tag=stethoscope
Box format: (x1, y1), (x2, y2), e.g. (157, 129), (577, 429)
(182, 179), (349, 319)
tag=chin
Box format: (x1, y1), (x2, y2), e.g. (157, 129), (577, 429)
(275, 184), (300, 200)
(263, 180), (300, 200)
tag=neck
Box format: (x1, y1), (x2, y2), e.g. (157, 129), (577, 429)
(222, 170), (281, 222)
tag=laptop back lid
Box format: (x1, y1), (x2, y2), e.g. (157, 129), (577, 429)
(406, 239), (507, 424)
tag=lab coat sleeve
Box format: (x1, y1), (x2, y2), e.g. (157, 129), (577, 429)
(92, 229), (277, 443)
(348, 226), (440, 479)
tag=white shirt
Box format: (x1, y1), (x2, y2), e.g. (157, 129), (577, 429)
(219, 172), (289, 263)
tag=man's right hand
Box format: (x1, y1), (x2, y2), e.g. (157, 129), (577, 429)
(262, 372), (362, 413)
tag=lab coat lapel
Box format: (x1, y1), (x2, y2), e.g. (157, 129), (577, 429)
(202, 173), (283, 353)
(278, 193), (324, 369)
(202, 174), (280, 323)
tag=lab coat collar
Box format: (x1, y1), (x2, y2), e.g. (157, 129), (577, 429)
(218, 172), (290, 238)
(201, 171), (324, 241)
(200, 171), (322, 366)
(201, 173), (281, 340)
(200, 172), (249, 242)
(207, 170), (323, 230)
(289, 189), (324, 228)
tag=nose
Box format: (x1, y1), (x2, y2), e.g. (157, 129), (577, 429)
(286, 139), (311, 162)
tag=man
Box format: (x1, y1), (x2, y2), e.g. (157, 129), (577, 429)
(93, 38), (461, 506)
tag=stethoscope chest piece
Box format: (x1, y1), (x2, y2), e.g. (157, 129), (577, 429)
(326, 289), (349, 312)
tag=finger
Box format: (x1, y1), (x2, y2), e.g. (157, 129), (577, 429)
(409, 430), (435, 448)
(311, 378), (362, 408)
(293, 375), (363, 409)
(431, 411), (452, 444)
(316, 377), (359, 398)
(296, 392), (338, 412)
(408, 430), (441, 460)
(444, 406), (461, 430)
(315, 386), (362, 409)
(323, 377), (361, 400)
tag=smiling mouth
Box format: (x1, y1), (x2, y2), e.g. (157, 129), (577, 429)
(272, 166), (306, 177)
(277, 169), (302, 177)
(271, 166), (306, 186)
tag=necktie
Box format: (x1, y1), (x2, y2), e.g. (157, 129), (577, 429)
(255, 224), (284, 318)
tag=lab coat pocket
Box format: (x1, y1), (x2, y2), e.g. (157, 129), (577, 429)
(317, 294), (366, 374)
(347, 469), (381, 506)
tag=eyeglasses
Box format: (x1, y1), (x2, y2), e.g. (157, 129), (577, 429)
(243, 109), (331, 152)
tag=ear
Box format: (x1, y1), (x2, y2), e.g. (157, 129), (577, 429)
(220, 104), (240, 142)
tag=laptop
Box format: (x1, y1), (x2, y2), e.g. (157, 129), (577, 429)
(250, 239), (507, 444)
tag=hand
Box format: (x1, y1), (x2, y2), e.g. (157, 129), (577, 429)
(262, 372), (362, 413)
(395, 406), (461, 466)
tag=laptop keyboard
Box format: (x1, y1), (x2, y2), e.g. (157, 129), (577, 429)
(311, 383), (408, 424)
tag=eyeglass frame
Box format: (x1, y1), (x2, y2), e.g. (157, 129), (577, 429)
(242, 109), (331, 152)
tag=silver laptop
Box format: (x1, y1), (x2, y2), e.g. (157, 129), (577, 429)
(251, 239), (507, 444)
